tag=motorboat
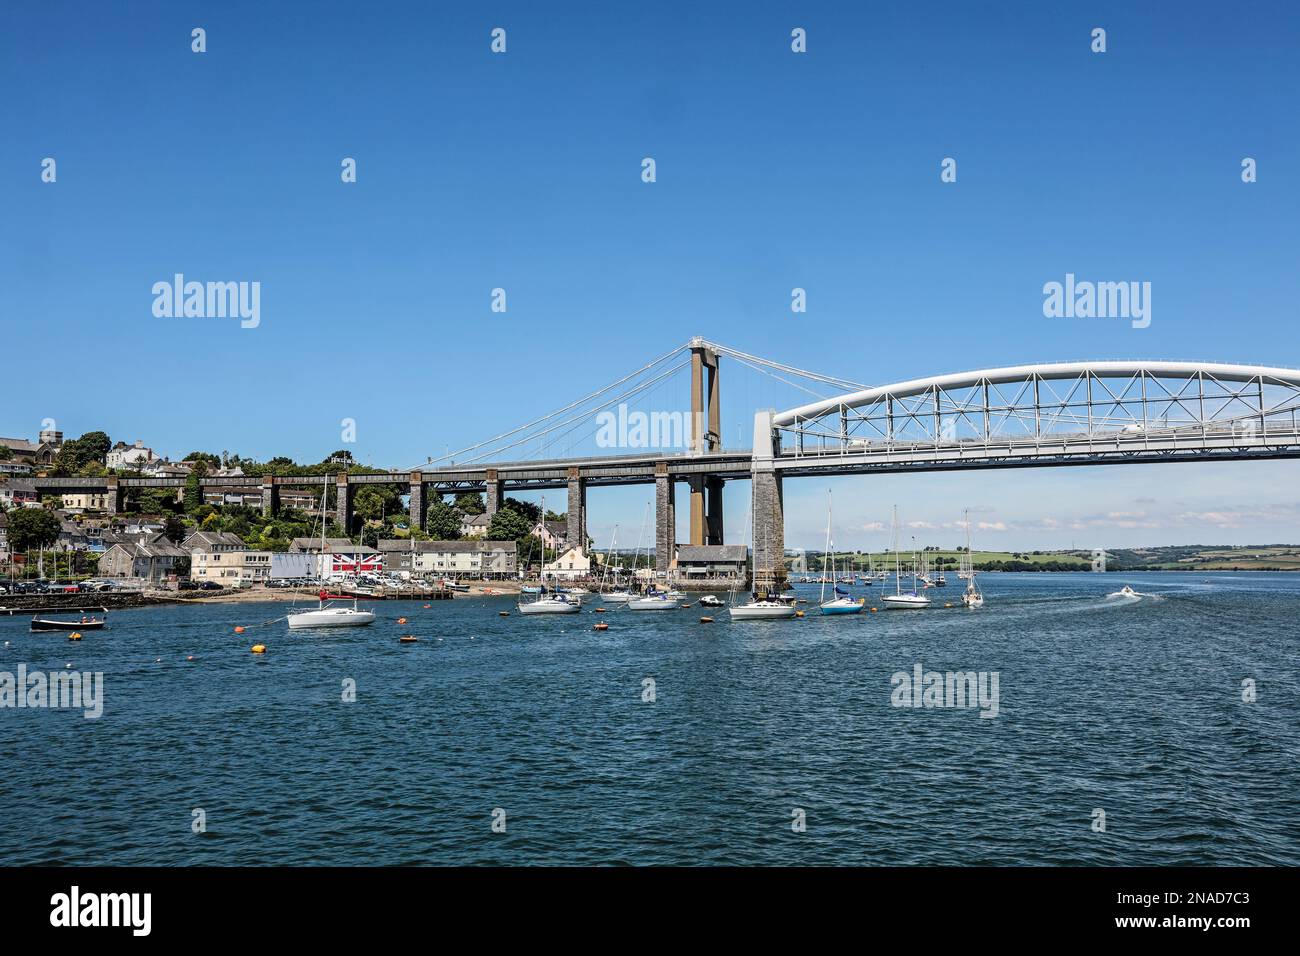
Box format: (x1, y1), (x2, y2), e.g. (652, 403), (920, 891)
(31, 616), (106, 631)
(1118, 585), (1137, 598)
(698, 594), (724, 607)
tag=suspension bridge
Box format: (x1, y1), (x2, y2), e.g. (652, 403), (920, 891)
(33, 338), (1300, 584)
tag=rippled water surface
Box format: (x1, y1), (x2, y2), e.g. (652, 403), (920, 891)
(3, 572), (1299, 865)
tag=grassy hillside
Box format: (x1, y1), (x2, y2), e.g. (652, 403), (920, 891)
(791, 546), (1300, 572)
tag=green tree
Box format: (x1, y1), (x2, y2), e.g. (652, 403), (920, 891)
(184, 459), (207, 513)
(7, 508), (61, 552)
(488, 506), (532, 541)
(353, 484), (402, 524)
(76, 431), (111, 465)
(183, 451), (221, 467)
(502, 497), (540, 524)
(454, 492), (485, 515)
(425, 500), (463, 540)
(0, 445), (11, 461)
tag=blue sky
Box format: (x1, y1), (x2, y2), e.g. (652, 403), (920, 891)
(2, 1), (1298, 550)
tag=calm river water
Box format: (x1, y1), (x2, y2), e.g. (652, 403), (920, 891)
(2, 572), (1298, 865)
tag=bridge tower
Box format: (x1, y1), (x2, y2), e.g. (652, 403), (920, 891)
(688, 338), (724, 547)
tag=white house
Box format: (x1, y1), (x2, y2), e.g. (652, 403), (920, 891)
(459, 513), (491, 538)
(542, 546), (591, 580)
(106, 440), (157, 470)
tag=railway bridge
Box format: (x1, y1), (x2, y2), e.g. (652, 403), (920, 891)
(32, 341), (1300, 584)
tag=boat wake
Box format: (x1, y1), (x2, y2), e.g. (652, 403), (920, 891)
(1104, 588), (1159, 603)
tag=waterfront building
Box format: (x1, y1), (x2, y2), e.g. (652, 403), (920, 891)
(184, 530), (245, 554)
(98, 534), (186, 585)
(378, 539), (517, 579)
(673, 544), (749, 589)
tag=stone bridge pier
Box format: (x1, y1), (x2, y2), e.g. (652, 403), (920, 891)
(750, 411), (785, 590)
(566, 468), (586, 554)
(335, 473), (352, 532)
(105, 476), (123, 515)
(485, 469), (502, 519)
(261, 476), (280, 517)
(408, 472), (425, 531)
(655, 463), (675, 574)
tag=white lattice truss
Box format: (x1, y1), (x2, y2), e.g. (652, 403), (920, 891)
(772, 361), (1300, 464)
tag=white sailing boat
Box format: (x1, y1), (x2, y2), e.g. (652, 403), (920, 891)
(287, 476), (376, 629)
(960, 509), (984, 608)
(518, 495), (582, 614)
(628, 592), (678, 611)
(729, 488), (796, 621)
(819, 491), (863, 615)
(882, 509), (931, 609)
(604, 506), (649, 603)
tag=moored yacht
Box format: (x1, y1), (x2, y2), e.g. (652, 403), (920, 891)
(882, 508), (931, 610)
(287, 591), (377, 629)
(518, 592), (582, 614)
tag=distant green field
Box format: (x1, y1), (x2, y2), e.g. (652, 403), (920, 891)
(793, 546), (1300, 572)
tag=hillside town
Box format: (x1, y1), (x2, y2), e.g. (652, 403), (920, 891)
(0, 428), (751, 595)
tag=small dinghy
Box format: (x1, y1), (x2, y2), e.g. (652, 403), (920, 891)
(32, 616), (106, 632)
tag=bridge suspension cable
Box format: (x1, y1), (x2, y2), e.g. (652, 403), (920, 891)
(409, 342), (690, 468)
(409, 337), (872, 469)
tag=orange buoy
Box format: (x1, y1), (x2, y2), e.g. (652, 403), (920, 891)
(499, 611), (510, 617)
(594, 607), (606, 613)
(234, 626), (246, 634)
(68, 632), (82, 641)
(699, 616), (714, 623)
(593, 622), (609, 631)
(397, 617), (407, 625)
(795, 610), (805, 618)
(870, 607), (878, 613)
(399, 635), (418, 643)
(423, 604), (431, 609)
(251, 644), (266, 654)
(944, 603), (953, 608)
